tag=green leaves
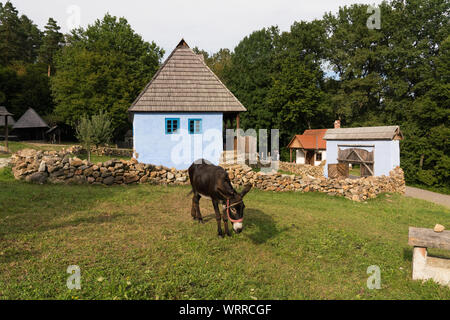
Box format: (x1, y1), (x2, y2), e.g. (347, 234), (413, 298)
(76, 111), (114, 162)
(52, 14), (164, 139)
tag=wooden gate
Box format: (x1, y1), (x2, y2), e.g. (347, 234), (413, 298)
(337, 147), (374, 177)
(328, 163), (349, 179)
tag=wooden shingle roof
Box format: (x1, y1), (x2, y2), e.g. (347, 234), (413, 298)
(13, 108), (49, 129)
(323, 126), (403, 141)
(129, 39), (246, 113)
(0, 106), (15, 126)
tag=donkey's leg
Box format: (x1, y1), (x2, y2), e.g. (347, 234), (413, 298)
(221, 205), (231, 237)
(212, 200), (223, 237)
(192, 194), (202, 222)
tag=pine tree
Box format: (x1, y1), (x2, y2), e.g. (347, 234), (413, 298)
(39, 18), (64, 76)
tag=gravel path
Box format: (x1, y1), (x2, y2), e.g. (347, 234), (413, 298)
(405, 186), (450, 208)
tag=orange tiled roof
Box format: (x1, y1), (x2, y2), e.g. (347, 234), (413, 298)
(287, 129), (327, 150)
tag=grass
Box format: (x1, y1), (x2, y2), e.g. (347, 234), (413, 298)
(0, 166), (449, 300)
(350, 164), (361, 177)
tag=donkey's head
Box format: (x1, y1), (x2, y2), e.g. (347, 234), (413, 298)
(226, 184), (252, 233)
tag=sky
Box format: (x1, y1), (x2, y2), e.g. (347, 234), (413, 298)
(12, 0), (383, 56)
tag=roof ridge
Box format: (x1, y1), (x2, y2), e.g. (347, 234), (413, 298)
(129, 39), (246, 113)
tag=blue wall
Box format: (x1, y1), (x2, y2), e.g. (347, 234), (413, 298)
(324, 140), (400, 177)
(133, 112), (223, 169)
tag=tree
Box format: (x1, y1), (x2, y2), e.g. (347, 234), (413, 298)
(76, 114), (93, 162)
(52, 14), (165, 139)
(223, 27), (280, 131)
(0, 1), (25, 66)
(90, 110), (113, 147)
(39, 18), (64, 76)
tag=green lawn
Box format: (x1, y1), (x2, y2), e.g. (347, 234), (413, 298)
(0, 167), (449, 300)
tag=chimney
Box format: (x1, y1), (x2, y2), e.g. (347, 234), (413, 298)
(334, 120), (341, 129)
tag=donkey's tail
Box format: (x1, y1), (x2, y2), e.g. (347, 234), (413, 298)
(187, 190), (194, 197)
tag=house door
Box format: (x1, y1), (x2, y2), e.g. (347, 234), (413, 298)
(305, 150), (315, 165)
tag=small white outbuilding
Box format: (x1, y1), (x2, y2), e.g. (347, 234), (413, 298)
(323, 126), (403, 178)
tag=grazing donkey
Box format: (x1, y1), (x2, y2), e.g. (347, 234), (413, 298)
(188, 159), (252, 237)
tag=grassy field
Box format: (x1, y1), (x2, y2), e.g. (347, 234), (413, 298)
(0, 166), (449, 300)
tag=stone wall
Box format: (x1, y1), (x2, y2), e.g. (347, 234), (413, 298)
(278, 161), (324, 178)
(11, 149), (188, 186)
(10, 149), (405, 202)
(67, 145), (133, 158)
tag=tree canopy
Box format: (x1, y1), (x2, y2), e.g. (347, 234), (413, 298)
(51, 14), (164, 138)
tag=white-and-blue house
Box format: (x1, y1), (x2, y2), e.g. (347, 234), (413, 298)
(323, 126), (403, 178)
(128, 39), (246, 169)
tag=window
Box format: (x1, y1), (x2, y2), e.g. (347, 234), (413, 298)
(165, 118), (180, 134)
(188, 119), (202, 134)
(316, 152), (322, 161)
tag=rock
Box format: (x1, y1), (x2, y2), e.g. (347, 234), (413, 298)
(69, 158), (83, 167)
(38, 161), (46, 172)
(26, 172), (48, 184)
(103, 176), (115, 186)
(167, 172), (175, 180)
(434, 224), (445, 233)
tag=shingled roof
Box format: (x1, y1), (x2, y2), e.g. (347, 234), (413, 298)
(323, 126), (403, 141)
(13, 108), (49, 129)
(129, 39), (246, 113)
(0, 106), (15, 126)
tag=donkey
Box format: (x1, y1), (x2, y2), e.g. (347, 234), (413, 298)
(188, 159), (252, 237)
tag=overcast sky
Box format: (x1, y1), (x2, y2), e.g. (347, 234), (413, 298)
(12, 0), (383, 56)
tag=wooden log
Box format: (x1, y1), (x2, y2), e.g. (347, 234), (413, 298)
(408, 227), (450, 251)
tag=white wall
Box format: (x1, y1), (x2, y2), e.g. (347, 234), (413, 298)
(296, 149), (305, 164)
(324, 140), (400, 177)
(133, 112), (223, 169)
(314, 151), (326, 166)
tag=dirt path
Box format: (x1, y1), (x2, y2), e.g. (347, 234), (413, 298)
(405, 186), (450, 208)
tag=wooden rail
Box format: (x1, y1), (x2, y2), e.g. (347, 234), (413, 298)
(408, 227), (450, 250)
(408, 227), (450, 287)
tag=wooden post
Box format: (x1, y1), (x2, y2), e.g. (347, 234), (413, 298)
(290, 148), (293, 163)
(236, 113), (240, 130)
(4, 115), (8, 150)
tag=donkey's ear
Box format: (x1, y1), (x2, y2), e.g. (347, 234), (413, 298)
(240, 184), (252, 198)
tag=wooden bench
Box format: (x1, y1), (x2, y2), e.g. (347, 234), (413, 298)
(408, 227), (450, 287)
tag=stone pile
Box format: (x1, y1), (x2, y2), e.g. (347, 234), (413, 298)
(278, 161), (324, 178)
(222, 163), (405, 202)
(10, 149), (406, 202)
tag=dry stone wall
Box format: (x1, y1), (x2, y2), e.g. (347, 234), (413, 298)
(10, 149), (405, 202)
(278, 161), (324, 178)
